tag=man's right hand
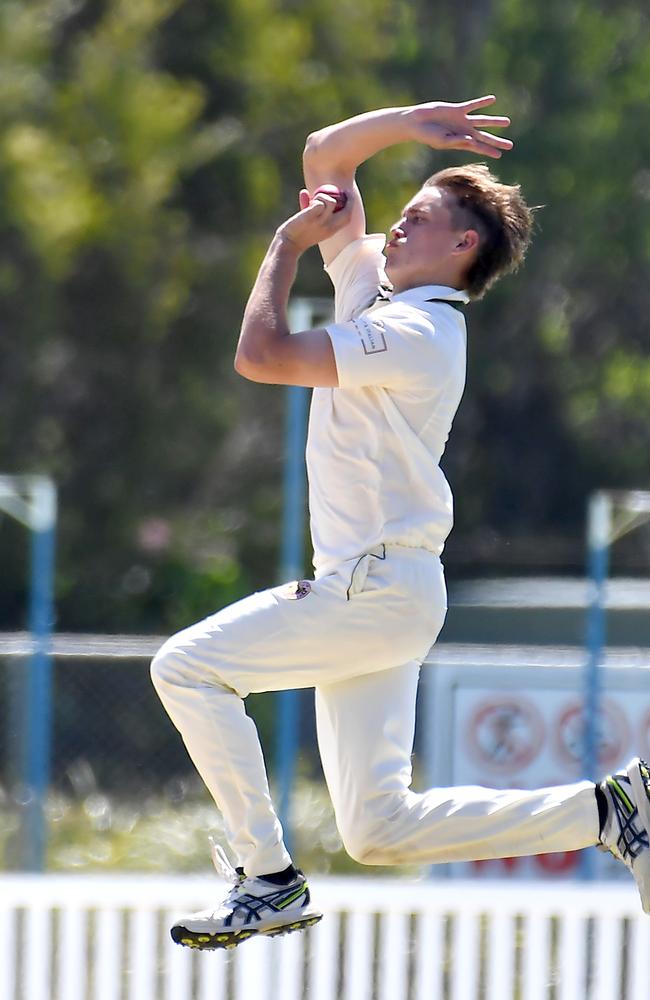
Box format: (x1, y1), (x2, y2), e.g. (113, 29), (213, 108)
(406, 96), (513, 159)
(275, 189), (352, 256)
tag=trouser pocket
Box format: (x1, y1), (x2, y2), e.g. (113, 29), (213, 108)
(346, 544), (386, 600)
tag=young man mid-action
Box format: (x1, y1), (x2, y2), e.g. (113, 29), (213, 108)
(151, 96), (650, 949)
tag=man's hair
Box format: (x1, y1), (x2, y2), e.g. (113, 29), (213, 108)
(424, 164), (534, 299)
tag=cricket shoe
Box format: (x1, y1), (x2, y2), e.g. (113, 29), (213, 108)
(170, 840), (322, 950)
(599, 757), (650, 914)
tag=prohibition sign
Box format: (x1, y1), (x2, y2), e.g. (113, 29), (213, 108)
(555, 698), (629, 769)
(468, 696), (545, 773)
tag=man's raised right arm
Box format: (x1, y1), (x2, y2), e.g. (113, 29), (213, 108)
(302, 107), (413, 265)
(302, 97), (513, 265)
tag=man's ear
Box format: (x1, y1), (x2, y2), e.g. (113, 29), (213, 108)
(453, 229), (480, 255)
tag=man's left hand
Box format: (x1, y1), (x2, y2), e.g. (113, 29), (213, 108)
(407, 96), (514, 159)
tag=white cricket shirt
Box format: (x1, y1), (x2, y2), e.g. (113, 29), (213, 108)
(306, 234), (468, 576)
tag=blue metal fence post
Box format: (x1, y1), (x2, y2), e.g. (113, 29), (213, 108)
(23, 477), (57, 871)
(581, 490), (611, 879)
(276, 300), (311, 854)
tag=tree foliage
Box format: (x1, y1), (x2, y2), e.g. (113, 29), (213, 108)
(1, 0), (649, 630)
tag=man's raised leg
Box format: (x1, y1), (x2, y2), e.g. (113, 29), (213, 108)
(316, 664), (600, 867)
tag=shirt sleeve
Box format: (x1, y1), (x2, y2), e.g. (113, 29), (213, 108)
(326, 304), (463, 391)
(324, 234), (388, 322)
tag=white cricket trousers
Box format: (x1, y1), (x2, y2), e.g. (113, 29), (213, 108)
(151, 545), (599, 877)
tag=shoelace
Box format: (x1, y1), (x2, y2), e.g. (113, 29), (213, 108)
(209, 836), (242, 884)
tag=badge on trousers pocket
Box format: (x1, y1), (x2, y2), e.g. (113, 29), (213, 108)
(278, 580), (312, 600)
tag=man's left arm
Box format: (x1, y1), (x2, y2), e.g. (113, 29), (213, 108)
(235, 192), (350, 387)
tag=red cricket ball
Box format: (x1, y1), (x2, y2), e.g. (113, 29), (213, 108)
(312, 184), (348, 213)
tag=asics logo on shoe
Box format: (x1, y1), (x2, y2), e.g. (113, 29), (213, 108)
(225, 881), (309, 927)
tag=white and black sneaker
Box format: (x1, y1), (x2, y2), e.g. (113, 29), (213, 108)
(599, 757), (650, 914)
(170, 841), (322, 950)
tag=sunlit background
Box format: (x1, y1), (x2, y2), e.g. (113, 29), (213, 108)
(1, 0), (650, 996)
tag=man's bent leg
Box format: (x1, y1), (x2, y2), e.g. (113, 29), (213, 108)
(316, 664), (600, 867)
(151, 639), (291, 877)
(150, 589), (297, 878)
(152, 611), (324, 953)
(315, 661), (421, 863)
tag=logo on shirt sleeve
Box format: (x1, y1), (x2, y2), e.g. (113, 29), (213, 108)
(352, 316), (388, 355)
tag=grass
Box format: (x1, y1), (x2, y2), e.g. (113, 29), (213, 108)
(0, 777), (423, 877)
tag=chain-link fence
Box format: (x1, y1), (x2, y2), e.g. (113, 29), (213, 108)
(0, 634), (362, 876)
(4, 633), (649, 881)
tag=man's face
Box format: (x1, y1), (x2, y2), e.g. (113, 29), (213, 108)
(384, 185), (470, 292)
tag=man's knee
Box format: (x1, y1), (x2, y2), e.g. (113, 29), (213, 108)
(341, 829), (378, 865)
(338, 798), (405, 865)
(340, 824), (394, 866)
(150, 637), (185, 693)
(150, 632), (233, 701)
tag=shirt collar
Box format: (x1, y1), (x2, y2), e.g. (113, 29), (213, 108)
(390, 284), (470, 306)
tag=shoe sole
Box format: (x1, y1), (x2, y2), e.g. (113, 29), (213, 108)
(170, 912), (323, 951)
(627, 758), (650, 914)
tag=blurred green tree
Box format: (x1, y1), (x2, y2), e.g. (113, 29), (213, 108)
(0, 0), (228, 628)
(0, 0), (408, 629)
(1, 0), (650, 633)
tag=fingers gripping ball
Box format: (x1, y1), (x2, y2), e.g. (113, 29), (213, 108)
(312, 184), (348, 213)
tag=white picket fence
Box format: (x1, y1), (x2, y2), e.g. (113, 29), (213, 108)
(0, 873), (648, 1000)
